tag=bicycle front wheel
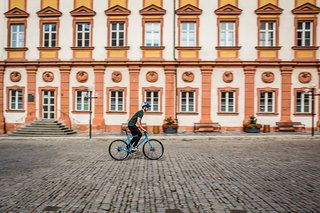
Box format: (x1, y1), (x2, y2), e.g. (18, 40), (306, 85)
(109, 140), (129, 160)
(143, 139), (164, 160)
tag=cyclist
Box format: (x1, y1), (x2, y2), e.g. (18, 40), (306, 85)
(128, 102), (151, 152)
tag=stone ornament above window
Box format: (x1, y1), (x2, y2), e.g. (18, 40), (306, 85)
(298, 72), (312, 84)
(261, 72), (275, 83)
(112, 71), (122, 83)
(42, 71), (54, 82)
(10, 72), (22, 82)
(182, 71), (194, 83)
(76, 71), (88, 83)
(146, 71), (158, 83)
(223, 71), (233, 83)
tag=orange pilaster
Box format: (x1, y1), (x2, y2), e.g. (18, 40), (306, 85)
(164, 66), (176, 120)
(60, 66), (71, 128)
(200, 66), (213, 123)
(280, 67), (293, 122)
(0, 66), (5, 134)
(317, 67), (320, 128)
(129, 65), (140, 117)
(244, 66), (256, 122)
(93, 66), (105, 131)
(26, 66), (37, 124)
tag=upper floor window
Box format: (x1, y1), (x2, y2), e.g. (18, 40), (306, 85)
(220, 22), (235, 47)
(181, 91), (195, 112)
(145, 22), (160, 47)
(43, 23), (57, 47)
(76, 23), (90, 47)
(110, 90), (124, 111)
(9, 90), (23, 110)
(296, 91), (311, 113)
(260, 21), (275, 47)
(259, 91), (275, 113)
(220, 91), (235, 112)
(145, 90), (159, 112)
(76, 90), (89, 111)
(297, 21), (313, 47)
(111, 22), (125, 47)
(181, 22), (196, 46)
(10, 24), (24, 48)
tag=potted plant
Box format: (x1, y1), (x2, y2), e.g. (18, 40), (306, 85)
(162, 117), (178, 134)
(244, 116), (262, 133)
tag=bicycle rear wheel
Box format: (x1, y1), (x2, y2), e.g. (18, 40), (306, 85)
(143, 139), (164, 160)
(109, 140), (129, 160)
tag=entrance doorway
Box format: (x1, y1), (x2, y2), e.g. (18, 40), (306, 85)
(42, 90), (55, 119)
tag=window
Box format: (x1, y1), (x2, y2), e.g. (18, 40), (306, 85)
(10, 24), (24, 48)
(297, 21), (313, 47)
(75, 90), (89, 111)
(220, 22), (235, 46)
(181, 22), (196, 46)
(259, 91), (275, 113)
(111, 22), (125, 47)
(145, 22), (160, 47)
(110, 90), (124, 111)
(9, 90), (23, 110)
(43, 23), (57, 47)
(181, 91), (195, 112)
(76, 23), (90, 47)
(260, 21), (275, 47)
(145, 91), (159, 111)
(296, 91), (311, 113)
(220, 91), (235, 112)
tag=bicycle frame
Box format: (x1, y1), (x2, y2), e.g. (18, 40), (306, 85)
(123, 130), (152, 153)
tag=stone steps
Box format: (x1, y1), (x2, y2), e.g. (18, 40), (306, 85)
(9, 119), (77, 137)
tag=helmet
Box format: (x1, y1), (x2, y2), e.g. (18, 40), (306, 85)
(141, 102), (151, 108)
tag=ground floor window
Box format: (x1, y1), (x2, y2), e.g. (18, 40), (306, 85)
(9, 90), (23, 110)
(145, 90), (159, 112)
(181, 91), (195, 113)
(76, 90), (89, 111)
(296, 91), (311, 113)
(259, 91), (275, 113)
(110, 90), (124, 112)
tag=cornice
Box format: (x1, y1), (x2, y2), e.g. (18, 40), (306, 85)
(140, 4), (166, 15)
(70, 6), (96, 17)
(37, 6), (62, 17)
(4, 7), (29, 18)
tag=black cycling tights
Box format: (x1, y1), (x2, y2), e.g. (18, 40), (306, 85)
(128, 125), (142, 147)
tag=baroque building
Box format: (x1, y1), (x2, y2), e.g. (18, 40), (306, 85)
(0, 0), (319, 133)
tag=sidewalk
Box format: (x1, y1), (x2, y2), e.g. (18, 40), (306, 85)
(1, 131), (320, 140)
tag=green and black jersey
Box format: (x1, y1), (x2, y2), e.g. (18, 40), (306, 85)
(128, 110), (144, 126)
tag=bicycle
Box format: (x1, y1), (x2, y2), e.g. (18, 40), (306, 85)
(108, 128), (164, 160)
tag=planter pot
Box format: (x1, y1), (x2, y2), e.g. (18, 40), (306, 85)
(244, 127), (260, 133)
(164, 126), (177, 134)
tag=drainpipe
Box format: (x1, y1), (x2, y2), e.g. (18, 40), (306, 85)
(173, 0), (178, 122)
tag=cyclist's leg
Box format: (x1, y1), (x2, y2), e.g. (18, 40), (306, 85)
(133, 129), (142, 147)
(128, 126), (139, 147)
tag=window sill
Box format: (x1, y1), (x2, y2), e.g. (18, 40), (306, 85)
(255, 46), (282, 50)
(140, 46), (165, 50)
(177, 112), (199, 115)
(175, 46), (201, 50)
(37, 47), (61, 50)
(145, 111), (163, 115)
(72, 111), (90, 114)
(105, 46), (130, 50)
(5, 47), (28, 51)
(71, 47), (94, 50)
(5, 109), (25, 113)
(256, 112), (279, 116)
(216, 46), (241, 50)
(217, 112), (239, 116)
(106, 111), (127, 114)
(293, 113), (312, 116)
(292, 46), (319, 50)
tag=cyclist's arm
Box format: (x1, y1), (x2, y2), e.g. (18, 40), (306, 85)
(137, 117), (146, 132)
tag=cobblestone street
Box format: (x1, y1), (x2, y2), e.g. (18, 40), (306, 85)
(0, 137), (319, 213)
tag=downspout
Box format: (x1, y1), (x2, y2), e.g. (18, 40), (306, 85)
(173, 0), (178, 122)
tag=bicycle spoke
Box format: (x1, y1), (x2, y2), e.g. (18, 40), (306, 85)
(109, 140), (129, 160)
(143, 139), (164, 160)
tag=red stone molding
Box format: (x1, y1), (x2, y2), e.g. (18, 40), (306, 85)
(200, 66), (213, 123)
(60, 66), (71, 128)
(93, 66), (106, 131)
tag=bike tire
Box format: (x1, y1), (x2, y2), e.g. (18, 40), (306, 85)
(109, 139), (129, 161)
(143, 139), (164, 160)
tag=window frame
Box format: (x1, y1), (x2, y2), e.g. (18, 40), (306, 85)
(72, 87), (90, 113)
(9, 23), (25, 48)
(144, 21), (161, 47)
(42, 22), (57, 48)
(76, 22), (91, 48)
(106, 87), (127, 113)
(6, 86), (25, 112)
(256, 88), (279, 116)
(294, 17), (317, 48)
(217, 18), (239, 47)
(109, 90), (125, 112)
(217, 87), (239, 116)
(219, 21), (236, 47)
(177, 87), (199, 114)
(142, 87), (163, 113)
(178, 18), (199, 47)
(296, 21), (313, 47)
(259, 21), (276, 47)
(294, 88), (312, 114)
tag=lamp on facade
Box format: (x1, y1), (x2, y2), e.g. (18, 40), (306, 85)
(86, 86), (98, 139)
(304, 82), (320, 136)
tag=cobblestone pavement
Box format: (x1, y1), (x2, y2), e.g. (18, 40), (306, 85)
(0, 137), (319, 213)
